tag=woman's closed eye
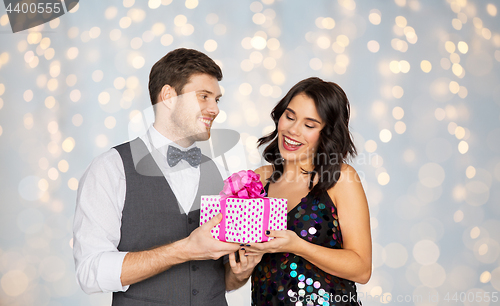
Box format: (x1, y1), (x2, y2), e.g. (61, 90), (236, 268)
(287, 115), (315, 128)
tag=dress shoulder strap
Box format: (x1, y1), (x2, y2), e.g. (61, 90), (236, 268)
(264, 181), (270, 194)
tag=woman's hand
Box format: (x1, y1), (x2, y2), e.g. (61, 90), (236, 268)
(243, 230), (304, 255)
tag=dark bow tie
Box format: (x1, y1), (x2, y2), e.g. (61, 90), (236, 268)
(166, 145), (201, 167)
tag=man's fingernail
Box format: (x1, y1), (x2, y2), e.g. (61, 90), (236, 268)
(241, 248), (245, 250)
(245, 254), (248, 257)
(246, 244), (251, 247)
(265, 230), (270, 235)
(240, 244), (244, 246)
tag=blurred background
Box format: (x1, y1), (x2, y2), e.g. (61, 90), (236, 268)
(0, 0), (499, 305)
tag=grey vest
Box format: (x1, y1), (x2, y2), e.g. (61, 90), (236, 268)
(112, 138), (227, 306)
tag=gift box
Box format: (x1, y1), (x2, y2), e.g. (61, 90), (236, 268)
(200, 170), (288, 243)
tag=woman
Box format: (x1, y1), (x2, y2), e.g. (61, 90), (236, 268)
(244, 77), (371, 306)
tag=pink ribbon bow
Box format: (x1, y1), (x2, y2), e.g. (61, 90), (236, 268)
(218, 170), (271, 242)
(219, 170), (266, 199)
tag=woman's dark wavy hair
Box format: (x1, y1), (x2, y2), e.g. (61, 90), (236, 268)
(258, 77), (357, 192)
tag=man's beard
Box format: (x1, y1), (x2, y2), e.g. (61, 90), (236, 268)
(170, 109), (210, 143)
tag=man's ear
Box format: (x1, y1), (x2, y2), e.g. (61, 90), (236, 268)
(158, 84), (176, 109)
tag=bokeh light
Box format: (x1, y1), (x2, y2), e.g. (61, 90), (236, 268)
(1, 1), (499, 305)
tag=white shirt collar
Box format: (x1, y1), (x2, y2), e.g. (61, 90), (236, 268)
(147, 125), (197, 158)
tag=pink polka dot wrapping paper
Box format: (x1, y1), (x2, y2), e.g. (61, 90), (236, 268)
(200, 196), (288, 243)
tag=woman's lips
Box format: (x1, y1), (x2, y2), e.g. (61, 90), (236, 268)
(282, 135), (303, 151)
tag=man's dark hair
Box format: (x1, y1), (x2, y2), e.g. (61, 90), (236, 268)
(148, 48), (223, 105)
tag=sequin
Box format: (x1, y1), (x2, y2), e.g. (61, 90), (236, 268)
(252, 184), (359, 305)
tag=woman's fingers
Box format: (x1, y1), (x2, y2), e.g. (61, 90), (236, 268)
(265, 229), (289, 238)
(265, 230), (277, 237)
(244, 242), (266, 251)
(240, 233), (293, 255)
(243, 245), (267, 255)
(243, 252), (261, 256)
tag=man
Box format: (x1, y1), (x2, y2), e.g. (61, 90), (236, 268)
(73, 48), (260, 306)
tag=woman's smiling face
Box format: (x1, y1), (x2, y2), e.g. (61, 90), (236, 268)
(277, 93), (325, 165)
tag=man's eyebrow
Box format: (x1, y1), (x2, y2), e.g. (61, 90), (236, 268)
(285, 107), (322, 124)
(197, 89), (222, 99)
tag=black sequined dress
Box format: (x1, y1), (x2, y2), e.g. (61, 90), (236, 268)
(251, 183), (360, 306)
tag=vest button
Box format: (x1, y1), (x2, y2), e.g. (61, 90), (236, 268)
(192, 289), (199, 295)
(188, 218), (193, 224)
(191, 265), (198, 271)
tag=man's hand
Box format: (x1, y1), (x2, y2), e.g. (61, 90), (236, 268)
(229, 248), (263, 280)
(121, 213), (240, 286)
(225, 247), (263, 291)
(183, 213), (241, 261)
(224, 230), (303, 291)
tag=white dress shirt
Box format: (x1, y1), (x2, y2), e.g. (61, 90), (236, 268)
(73, 125), (201, 294)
